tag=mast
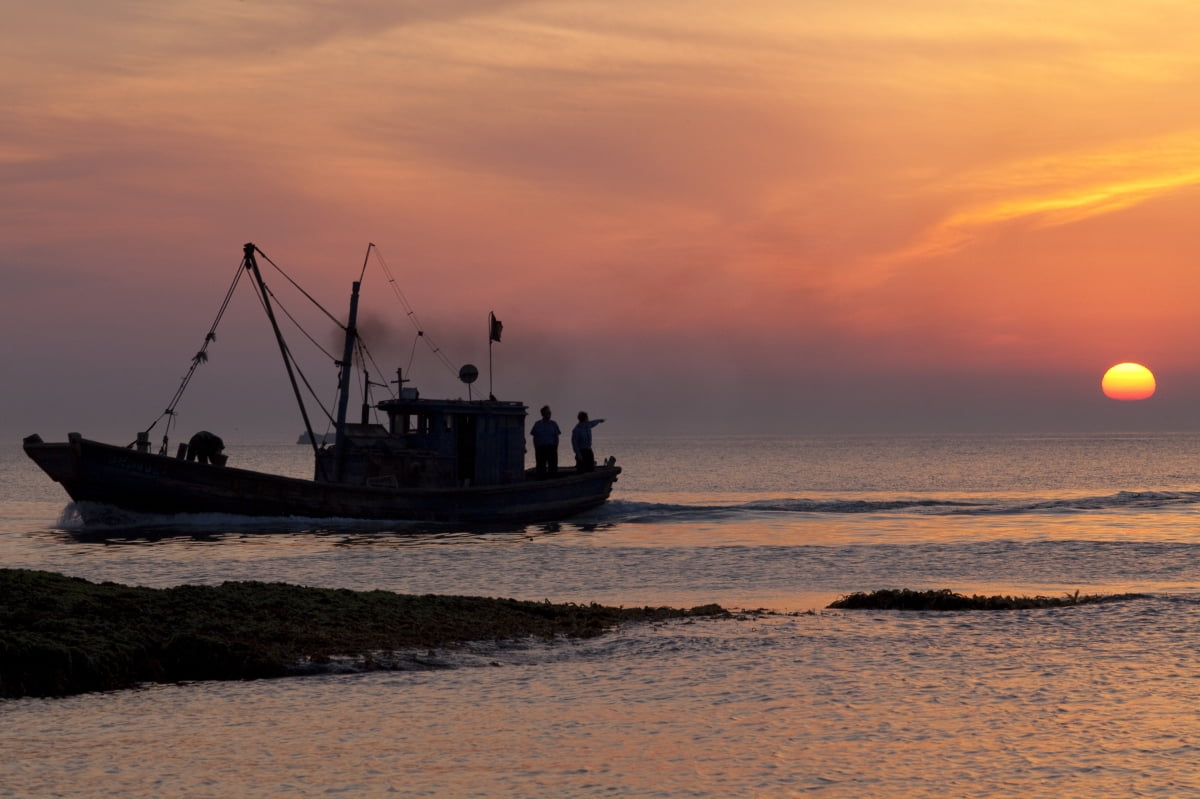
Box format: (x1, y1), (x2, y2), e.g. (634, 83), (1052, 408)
(243, 242), (327, 478)
(332, 279), (361, 482)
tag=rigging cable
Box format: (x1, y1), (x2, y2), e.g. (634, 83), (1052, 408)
(354, 338), (392, 424)
(405, 332), (423, 377)
(139, 255), (246, 451)
(254, 247), (344, 329)
(354, 336), (392, 400)
(248, 277), (337, 428)
(262, 281), (341, 365)
(141, 243), (465, 453)
(369, 247), (458, 377)
(257, 244), (372, 423)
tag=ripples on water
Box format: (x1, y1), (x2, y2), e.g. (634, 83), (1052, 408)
(5, 603), (1199, 798)
(4, 433), (1200, 796)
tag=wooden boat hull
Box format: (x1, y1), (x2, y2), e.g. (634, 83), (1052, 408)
(23, 434), (620, 526)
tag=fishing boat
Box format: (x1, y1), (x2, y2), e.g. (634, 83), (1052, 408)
(23, 243), (620, 525)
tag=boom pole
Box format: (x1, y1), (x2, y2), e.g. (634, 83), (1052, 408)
(332, 279), (361, 483)
(243, 242), (327, 478)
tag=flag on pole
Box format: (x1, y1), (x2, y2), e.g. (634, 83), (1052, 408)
(489, 311), (503, 342)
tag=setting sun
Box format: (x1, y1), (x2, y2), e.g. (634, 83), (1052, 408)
(1101, 362), (1156, 401)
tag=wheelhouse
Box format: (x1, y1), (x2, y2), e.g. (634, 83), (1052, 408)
(316, 393), (527, 489)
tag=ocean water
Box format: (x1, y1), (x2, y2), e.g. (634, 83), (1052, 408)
(3, 432), (1200, 797)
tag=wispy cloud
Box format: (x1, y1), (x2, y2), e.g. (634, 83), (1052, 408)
(856, 132), (1200, 279)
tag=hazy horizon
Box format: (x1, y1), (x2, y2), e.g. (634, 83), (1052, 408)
(6, 2), (1199, 443)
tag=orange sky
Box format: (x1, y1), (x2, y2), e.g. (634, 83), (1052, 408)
(6, 1), (1200, 438)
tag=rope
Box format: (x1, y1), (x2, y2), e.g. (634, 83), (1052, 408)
(137, 243), (465, 453)
(257, 277), (340, 365)
(138, 255), (246, 448)
(247, 277), (336, 428)
(355, 338), (393, 401)
(255, 247), (344, 329)
(353, 340), (385, 425)
(370, 248), (458, 377)
(405, 333), (422, 376)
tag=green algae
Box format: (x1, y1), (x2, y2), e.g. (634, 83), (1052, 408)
(0, 569), (728, 698)
(827, 587), (1147, 611)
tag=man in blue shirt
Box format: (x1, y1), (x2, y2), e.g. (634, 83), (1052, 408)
(530, 406), (561, 478)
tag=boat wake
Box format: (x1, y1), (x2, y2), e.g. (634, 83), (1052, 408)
(592, 490), (1200, 523)
(53, 489), (1200, 540)
(56, 502), (449, 539)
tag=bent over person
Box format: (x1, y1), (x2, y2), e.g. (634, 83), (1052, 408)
(186, 430), (225, 465)
(530, 406), (561, 478)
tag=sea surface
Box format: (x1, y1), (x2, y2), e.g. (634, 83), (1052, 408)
(3, 432), (1200, 797)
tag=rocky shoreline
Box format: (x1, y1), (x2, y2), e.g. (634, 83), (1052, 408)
(2, 569), (1148, 699)
(0, 569), (726, 698)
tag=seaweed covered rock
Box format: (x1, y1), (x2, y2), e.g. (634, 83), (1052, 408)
(0, 569), (727, 698)
(828, 587), (1147, 611)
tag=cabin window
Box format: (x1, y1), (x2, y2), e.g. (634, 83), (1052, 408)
(398, 413), (431, 435)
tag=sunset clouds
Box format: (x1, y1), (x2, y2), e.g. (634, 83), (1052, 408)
(6, 1), (1200, 436)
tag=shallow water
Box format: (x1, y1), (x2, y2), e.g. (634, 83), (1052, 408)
(4, 433), (1200, 797)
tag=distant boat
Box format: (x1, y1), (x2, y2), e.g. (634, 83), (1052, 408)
(24, 243), (620, 525)
(296, 431), (336, 445)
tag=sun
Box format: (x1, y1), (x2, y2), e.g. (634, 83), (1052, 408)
(1101, 362), (1156, 401)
